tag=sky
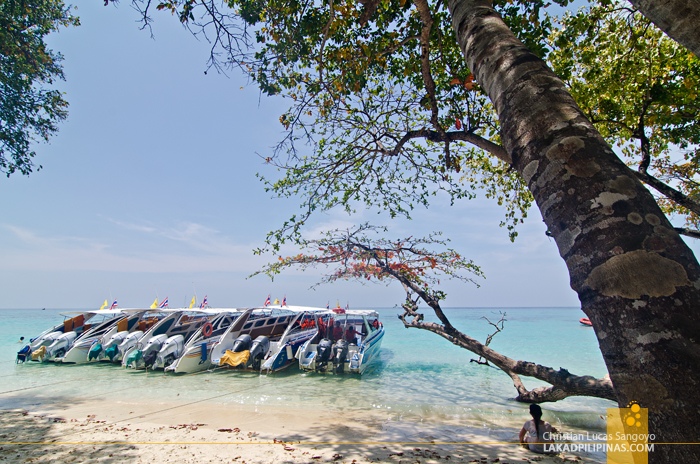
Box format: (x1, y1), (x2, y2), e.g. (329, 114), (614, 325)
(1, 0), (696, 310)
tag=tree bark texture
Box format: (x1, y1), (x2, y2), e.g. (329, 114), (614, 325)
(447, 0), (700, 460)
(626, 0), (700, 58)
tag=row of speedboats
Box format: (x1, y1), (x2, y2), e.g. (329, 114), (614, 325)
(16, 305), (384, 375)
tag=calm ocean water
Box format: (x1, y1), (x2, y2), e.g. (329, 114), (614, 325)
(0, 307), (614, 442)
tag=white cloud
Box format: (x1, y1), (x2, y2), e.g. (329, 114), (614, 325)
(0, 223), (266, 273)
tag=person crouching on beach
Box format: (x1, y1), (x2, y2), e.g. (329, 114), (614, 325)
(519, 404), (554, 453)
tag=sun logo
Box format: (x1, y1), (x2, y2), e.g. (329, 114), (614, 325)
(624, 401), (643, 428)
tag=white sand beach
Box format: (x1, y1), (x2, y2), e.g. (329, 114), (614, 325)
(0, 397), (599, 464)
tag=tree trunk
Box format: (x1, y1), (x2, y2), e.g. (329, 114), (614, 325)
(626, 0), (700, 58)
(447, 0), (700, 460)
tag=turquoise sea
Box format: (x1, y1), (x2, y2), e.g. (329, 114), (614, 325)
(0, 306), (614, 455)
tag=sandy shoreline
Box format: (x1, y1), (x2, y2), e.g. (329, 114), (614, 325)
(0, 397), (601, 464)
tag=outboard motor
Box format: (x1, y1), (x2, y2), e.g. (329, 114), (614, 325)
(316, 338), (333, 370)
(45, 331), (77, 361)
(17, 345), (32, 364)
(107, 331), (129, 348)
(30, 331), (62, 351)
(231, 334), (252, 353)
(88, 342), (103, 361)
(104, 344), (119, 361)
(332, 339), (349, 374)
(143, 350), (158, 369)
(117, 331), (144, 359)
(153, 335), (185, 370)
(131, 334), (167, 368)
(247, 336), (270, 370)
(124, 349), (142, 368)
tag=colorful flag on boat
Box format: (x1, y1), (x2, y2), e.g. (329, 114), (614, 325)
(326, 301), (329, 309)
(150, 298), (158, 309)
(346, 302), (349, 312)
(200, 296), (208, 309)
(110, 300), (118, 310)
(100, 299), (108, 310)
(159, 297), (168, 308)
(189, 296), (195, 309)
(274, 298), (280, 305)
(264, 295), (271, 306)
(282, 295), (287, 307)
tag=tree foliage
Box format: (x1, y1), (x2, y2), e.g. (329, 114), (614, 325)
(246, 0), (561, 249)
(0, 0), (79, 177)
(131, 0), (700, 242)
(128, 0), (581, 249)
(253, 223), (483, 295)
(548, 0), (700, 233)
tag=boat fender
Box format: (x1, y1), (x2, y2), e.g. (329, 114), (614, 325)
(202, 322), (213, 337)
(232, 334), (252, 353)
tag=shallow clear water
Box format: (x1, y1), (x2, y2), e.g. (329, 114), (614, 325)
(0, 307), (614, 435)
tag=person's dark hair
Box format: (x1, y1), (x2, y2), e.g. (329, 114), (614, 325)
(530, 404), (543, 439)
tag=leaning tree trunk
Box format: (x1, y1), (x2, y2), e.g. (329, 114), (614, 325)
(447, 0), (700, 461)
(626, 0), (700, 58)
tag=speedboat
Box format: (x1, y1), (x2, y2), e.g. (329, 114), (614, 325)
(58, 310), (143, 363)
(296, 310), (384, 374)
(85, 310), (163, 363)
(24, 310), (127, 363)
(208, 306), (325, 373)
(164, 309), (242, 374)
(17, 312), (94, 363)
(122, 310), (214, 370)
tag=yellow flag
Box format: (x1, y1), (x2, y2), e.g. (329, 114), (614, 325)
(189, 296), (195, 309)
(100, 299), (108, 310)
(274, 298), (280, 305)
(150, 298), (158, 309)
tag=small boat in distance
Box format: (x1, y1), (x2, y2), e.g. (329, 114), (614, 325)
(580, 317), (592, 326)
(296, 309), (384, 374)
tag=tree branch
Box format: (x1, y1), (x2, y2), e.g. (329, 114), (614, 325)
(632, 169), (700, 218)
(399, 303), (616, 403)
(390, 129), (511, 164)
(257, 225), (615, 403)
(675, 227), (700, 240)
